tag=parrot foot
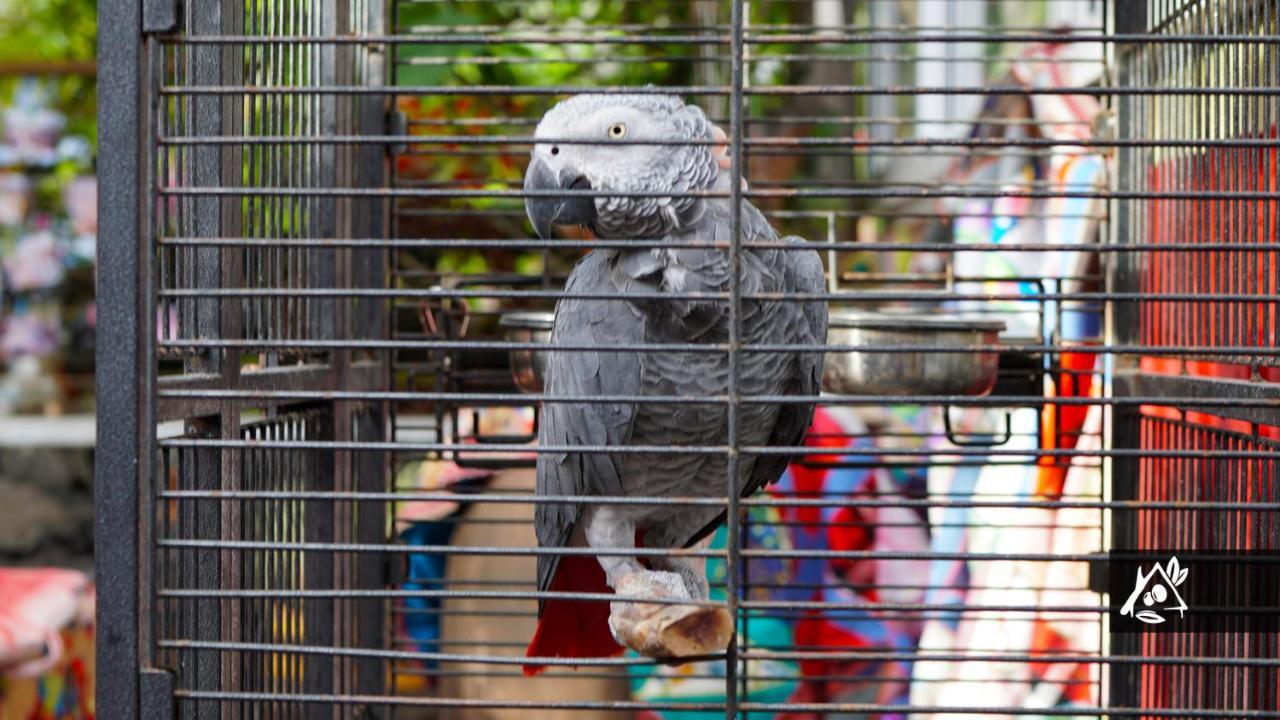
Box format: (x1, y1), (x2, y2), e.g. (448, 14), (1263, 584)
(608, 571), (734, 659)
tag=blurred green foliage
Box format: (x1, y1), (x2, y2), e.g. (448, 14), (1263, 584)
(396, 2), (692, 88)
(394, 1), (703, 201)
(0, 0), (98, 142)
(393, 1), (801, 281)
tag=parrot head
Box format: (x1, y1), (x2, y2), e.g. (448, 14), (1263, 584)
(524, 94), (723, 240)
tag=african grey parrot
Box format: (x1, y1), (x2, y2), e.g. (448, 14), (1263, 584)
(520, 94), (827, 673)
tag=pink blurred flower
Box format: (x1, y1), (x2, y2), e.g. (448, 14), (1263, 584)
(0, 312), (60, 360)
(63, 176), (97, 236)
(0, 173), (33, 226)
(3, 231), (64, 291)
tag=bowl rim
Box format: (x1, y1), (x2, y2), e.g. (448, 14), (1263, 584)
(829, 310), (1006, 333)
(498, 311), (555, 330)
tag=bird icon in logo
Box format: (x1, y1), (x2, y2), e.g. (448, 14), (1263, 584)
(1120, 555), (1189, 624)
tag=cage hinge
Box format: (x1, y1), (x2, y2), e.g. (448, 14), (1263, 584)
(140, 668), (175, 720)
(143, 0), (179, 34)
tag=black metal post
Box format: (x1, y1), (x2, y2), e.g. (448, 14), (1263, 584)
(96, 0), (145, 716)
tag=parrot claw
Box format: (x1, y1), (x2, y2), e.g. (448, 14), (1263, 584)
(607, 571), (734, 660)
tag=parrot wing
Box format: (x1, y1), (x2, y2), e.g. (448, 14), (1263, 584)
(534, 250), (643, 602)
(525, 250), (641, 672)
(682, 232), (828, 548)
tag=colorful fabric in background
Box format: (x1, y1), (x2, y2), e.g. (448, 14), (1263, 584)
(629, 408), (931, 720)
(775, 408), (929, 720)
(0, 626), (94, 720)
(912, 408), (1102, 719)
(912, 41), (1106, 718)
(0, 568), (95, 719)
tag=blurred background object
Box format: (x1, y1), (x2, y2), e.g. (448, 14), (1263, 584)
(0, 0), (98, 414)
(0, 3), (97, 715)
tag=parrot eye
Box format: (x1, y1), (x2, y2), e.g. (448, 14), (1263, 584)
(607, 123), (627, 140)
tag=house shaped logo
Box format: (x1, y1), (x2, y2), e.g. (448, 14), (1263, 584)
(1120, 555), (1189, 625)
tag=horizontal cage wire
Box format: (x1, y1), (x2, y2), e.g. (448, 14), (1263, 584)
(92, 0), (1280, 718)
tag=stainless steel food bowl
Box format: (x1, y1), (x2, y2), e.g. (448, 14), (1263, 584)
(822, 311), (1007, 396)
(499, 311), (554, 394)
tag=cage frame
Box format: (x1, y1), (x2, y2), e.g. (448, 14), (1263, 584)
(95, 1), (1280, 718)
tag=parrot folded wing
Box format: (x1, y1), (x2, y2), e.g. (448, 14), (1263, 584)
(682, 234), (829, 549)
(525, 251), (642, 674)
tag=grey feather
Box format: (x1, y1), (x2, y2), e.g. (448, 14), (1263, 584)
(679, 228), (828, 547)
(534, 251), (643, 603)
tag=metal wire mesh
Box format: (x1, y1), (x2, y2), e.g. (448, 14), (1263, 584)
(94, 0), (1280, 718)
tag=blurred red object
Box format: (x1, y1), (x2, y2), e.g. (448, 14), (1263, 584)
(0, 567), (93, 677)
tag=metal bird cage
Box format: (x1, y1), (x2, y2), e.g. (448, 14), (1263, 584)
(95, 0), (1279, 718)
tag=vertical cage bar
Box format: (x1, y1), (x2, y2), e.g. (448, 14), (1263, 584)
(725, 1), (747, 718)
(96, 0), (145, 715)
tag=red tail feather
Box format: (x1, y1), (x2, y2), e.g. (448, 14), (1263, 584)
(522, 555), (623, 676)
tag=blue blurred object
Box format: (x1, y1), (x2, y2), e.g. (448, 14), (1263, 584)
(399, 518), (459, 668)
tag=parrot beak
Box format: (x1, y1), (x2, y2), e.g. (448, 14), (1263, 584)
(524, 154), (598, 240)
